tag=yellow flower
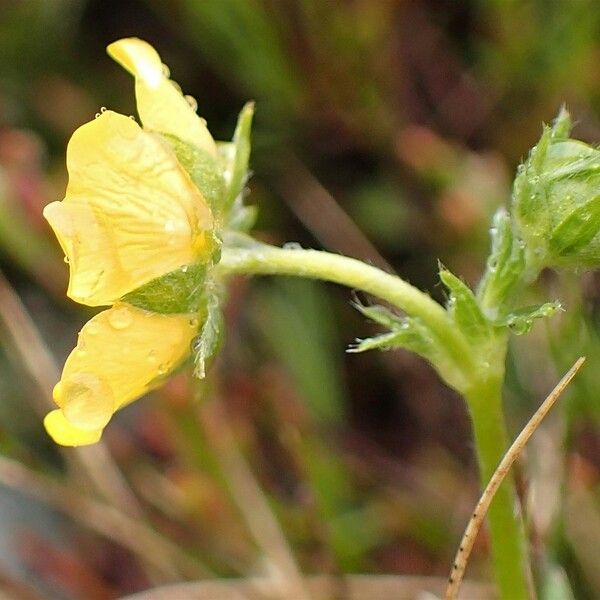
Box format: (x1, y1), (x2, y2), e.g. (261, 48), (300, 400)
(43, 39), (217, 446)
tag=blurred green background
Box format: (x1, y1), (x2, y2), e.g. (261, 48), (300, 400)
(1, 1), (600, 598)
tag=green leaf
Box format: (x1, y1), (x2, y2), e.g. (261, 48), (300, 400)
(439, 269), (491, 344)
(494, 301), (562, 335)
(162, 133), (227, 216)
(351, 302), (469, 392)
(352, 301), (403, 330)
(122, 262), (210, 314)
(349, 315), (436, 360)
(193, 288), (224, 378)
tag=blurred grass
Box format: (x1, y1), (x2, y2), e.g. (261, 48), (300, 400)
(0, 0), (600, 598)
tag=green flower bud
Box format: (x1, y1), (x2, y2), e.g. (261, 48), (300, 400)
(513, 107), (600, 271)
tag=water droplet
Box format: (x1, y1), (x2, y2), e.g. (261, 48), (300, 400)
(189, 317), (199, 327)
(158, 363), (168, 375)
(181, 265), (189, 273)
(184, 94), (198, 111)
(100, 106), (107, 113)
(59, 373), (114, 430)
(283, 242), (302, 250)
(85, 322), (99, 335)
(108, 306), (133, 330)
(170, 80), (182, 94)
(63, 256), (70, 264)
(129, 115), (136, 120)
(94, 112), (101, 119)
(161, 63), (170, 78)
(147, 349), (157, 363)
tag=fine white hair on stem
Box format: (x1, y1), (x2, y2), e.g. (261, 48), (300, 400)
(445, 356), (586, 600)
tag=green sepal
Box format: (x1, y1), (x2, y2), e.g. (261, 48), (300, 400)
(494, 301), (562, 335)
(477, 208), (526, 318)
(226, 203), (258, 233)
(192, 287), (224, 378)
(439, 268), (491, 344)
(222, 101), (254, 212)
(548, 195), (600, 258)
(122, 262), (210, 314)
(549, 105), (572, 140)
(218, 102), (255, 230)
(162, 133), (226, 216)
(512, 125), (553, 241)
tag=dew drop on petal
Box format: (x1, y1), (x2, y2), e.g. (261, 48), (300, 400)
(129, 115), (136, 120)
(184, 94), (198, 111)
(147, 349), (157, 363)
(157, 363), (168, 375)
(189, 317), (199, 327)
(181, 265), (189, 273)
(161, 63), (170, 78)
(58, 373), (114, 430)
(108, 306), (134, 330)
(100, 106), (107, 113)
(63, 256), (70, 263)
(85, 322), (99, 335)
(95, 112), (101, 119)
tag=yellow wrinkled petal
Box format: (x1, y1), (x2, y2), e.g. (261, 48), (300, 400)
(51, 304), (199, 441)
(44, 111), (213, 306)
(107, 38), (217, 155)
(44, 410), (103, 447)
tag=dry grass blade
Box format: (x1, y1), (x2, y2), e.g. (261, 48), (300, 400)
(445, 357), (586, 600)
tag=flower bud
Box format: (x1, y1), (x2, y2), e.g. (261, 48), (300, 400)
(513, 107), (600, 271)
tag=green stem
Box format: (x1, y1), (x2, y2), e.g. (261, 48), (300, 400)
(218, 242), (531, 598)
(465, 364), (531, 600)
(218, 243), (474, 368)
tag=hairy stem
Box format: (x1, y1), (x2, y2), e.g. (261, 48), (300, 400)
(218, 243), (473, 368)
(465, 368), (531, 600)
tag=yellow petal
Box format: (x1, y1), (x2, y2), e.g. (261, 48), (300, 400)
(48, 304), (200, 445)
(44, 111), (214, 306)
(44, 410), (103, 447)
(107, 38), (217, 155)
